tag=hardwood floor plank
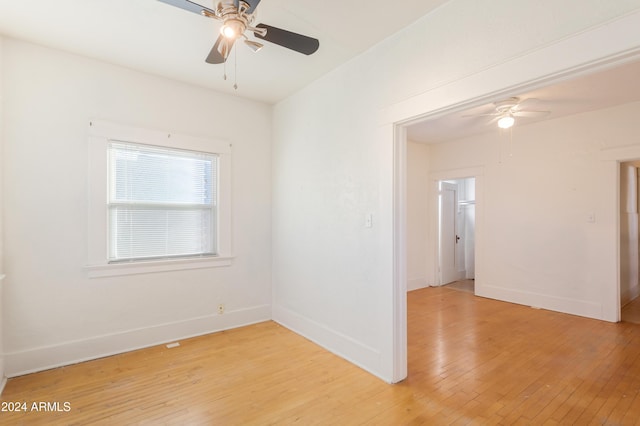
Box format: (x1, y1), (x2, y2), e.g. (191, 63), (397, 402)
(3, 285), (640, 424)
(622, 296), (640, 324)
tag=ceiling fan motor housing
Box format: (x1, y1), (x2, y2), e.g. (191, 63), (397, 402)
(494, 97), (520, 113)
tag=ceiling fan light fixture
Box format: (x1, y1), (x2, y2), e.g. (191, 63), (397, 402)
(220, 19), (245, 40)
(498, 115), (515, 129)
(222, 25), (235, 38)
(244, 39), (264, 52)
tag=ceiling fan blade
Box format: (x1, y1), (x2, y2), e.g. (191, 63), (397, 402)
(516, 97), (542, 109)
(206, 35), (235, 64)
(157, 0), (216, 16)
(513, 110), (550, 118)
(254, 24), (319, 55)
(245, 0), (261, 14)
(462, 112), (501, 118)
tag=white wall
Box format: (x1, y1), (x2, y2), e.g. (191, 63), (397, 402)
(428, 102), (640, 318)
(406, 141), (429, 291)
(272, 63), (388, 375)
(1, 38), (273, 376)
(273, 0), (640, 382)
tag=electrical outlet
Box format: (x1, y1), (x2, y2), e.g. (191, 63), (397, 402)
(218, 304), (225, 315)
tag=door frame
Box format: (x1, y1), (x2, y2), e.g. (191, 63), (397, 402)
(619, 160), (640, 312)
(389, 13), (640, 382)
(601, 147), (640, 322)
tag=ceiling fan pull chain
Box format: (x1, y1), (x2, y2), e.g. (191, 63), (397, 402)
(509, 127), (514, 157)
(223, 58), (227, 81)
(234, 47), (238, 90)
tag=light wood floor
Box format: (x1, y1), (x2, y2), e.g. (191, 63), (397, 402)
(2, 287), (640, 425)
(443, 279), (475, 294)
(622, 296), (640, 325)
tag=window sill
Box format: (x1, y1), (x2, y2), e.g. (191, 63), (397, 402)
(85, 256), (233, 278)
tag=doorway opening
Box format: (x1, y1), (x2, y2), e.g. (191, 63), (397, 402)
(438, 178), (476, 290)
(620, 160), (640, 324)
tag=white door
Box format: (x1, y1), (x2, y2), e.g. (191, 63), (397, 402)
(440, 182), (458, 285)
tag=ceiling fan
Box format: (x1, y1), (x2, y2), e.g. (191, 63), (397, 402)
(464, 97), (550, 129)
(158, 0), (320, 64)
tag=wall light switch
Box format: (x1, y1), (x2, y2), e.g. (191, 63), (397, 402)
(365, 214), (373, 228)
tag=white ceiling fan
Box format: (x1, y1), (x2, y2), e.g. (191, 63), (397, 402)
(464, 97), (551, 129)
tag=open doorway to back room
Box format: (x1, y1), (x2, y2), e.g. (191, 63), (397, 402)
(438, 177), (476, 292)
(403, 158), (481, 384)
(405, 140), (477, 294)
(620, 160), (640, 324)
(395, 53), (640, 383)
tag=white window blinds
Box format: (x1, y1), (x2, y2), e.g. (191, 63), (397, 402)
(108, 141), (218, 262)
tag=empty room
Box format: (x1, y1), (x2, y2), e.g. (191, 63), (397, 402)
(2, 0), (640, 424)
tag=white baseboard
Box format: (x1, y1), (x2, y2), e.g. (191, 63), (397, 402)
(4, 305), (271, 377)
(272, 305), (384, 381)
(477, 284), (603, 321)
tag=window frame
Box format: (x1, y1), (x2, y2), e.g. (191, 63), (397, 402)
(86, 120), (233, 278)
(107, 141), (218, 263)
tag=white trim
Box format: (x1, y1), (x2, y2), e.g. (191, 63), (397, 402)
(383, 10), (640, 127)
(390, 11), (640, 386)
(598, 144), (640, 322)
(391, 124), (407, 383)
(611, 160), (622, 323)
(599, 143), (640, 162)
(428, 168), (485, 183)
(4, 304), (271, 377)
(88, 120), (232, 154)
(85, 255), (234, 278)
(272, 305), (384, 382)
(0, 376), (6, 396)
(477, 284), (602, 320)
(87, 120), (234, 276)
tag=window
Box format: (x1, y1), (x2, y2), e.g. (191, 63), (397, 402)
(87, 121), (232, 277)
(108, 142), (217, 262)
